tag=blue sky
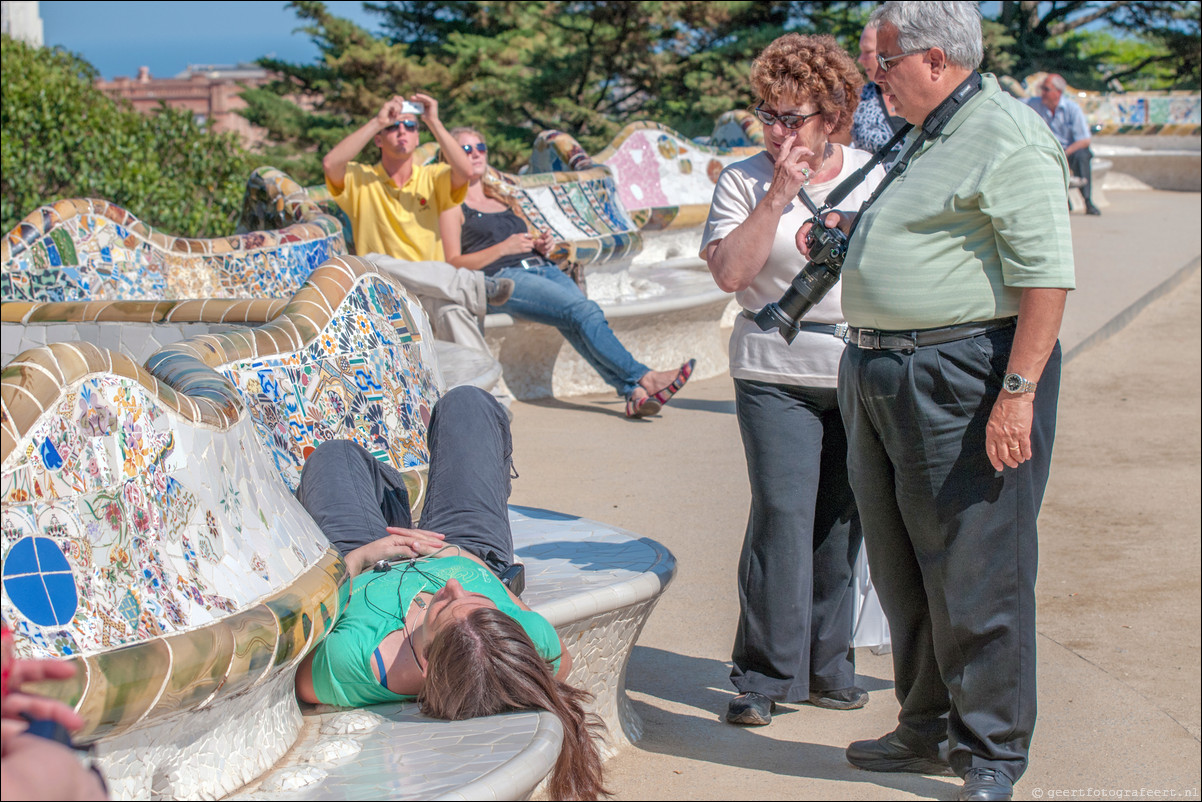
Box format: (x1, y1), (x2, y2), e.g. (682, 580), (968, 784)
(39, 1), (387, 79)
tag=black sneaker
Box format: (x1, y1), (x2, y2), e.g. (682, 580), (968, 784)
(725, 692), (775, 726)
(807, 685), (869, 710)
(959, 767), (1014, 801)
(846, 730), (954, 775)
(1085, 202), (1102, 216)
(484, 276), (514, 306)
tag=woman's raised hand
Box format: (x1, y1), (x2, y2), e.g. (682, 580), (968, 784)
(770, 132), (817, 201)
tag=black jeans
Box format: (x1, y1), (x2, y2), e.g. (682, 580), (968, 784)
(295, 386), (516, 574)
(1068, 147), (1094, 205)
(839, 326), (1061, 782)
(730, 379), (861, 701)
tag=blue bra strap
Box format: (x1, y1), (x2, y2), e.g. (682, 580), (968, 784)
(373, 647), (389, 689)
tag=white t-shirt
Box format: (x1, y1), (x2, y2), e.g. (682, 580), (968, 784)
(700, 146), (883, 387)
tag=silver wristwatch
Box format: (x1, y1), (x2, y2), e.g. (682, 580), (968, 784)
(1002, 373), (1037, 394)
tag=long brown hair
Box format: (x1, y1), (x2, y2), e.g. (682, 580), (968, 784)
(419, 607), (608, 800)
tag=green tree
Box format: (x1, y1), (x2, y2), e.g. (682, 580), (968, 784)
(996, 0), (1200, 88)
(1, 35), (253, 237)
(243, 1), (867, 175)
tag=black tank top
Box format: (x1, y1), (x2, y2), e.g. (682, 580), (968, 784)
(460, 204), (537, 275)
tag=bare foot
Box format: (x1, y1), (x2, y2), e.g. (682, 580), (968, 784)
(637, 369), (679, 397)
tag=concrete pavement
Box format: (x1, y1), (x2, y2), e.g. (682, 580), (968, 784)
(507, 190), (1201, 800)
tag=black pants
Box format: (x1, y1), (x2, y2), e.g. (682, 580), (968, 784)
(1068, 147), (1094, 206)
(295, 386), (516, 574)
(838, 327), (1061, 782)
(730, 379), (860, 701)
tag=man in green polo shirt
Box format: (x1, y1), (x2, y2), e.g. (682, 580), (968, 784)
(800, 3), (1074, 800)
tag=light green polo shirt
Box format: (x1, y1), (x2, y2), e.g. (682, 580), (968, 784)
(841, 74), (1076, 330)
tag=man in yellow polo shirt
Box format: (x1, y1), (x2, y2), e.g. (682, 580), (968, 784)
(323, 93), (511, 351)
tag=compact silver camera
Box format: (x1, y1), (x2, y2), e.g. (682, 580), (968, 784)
(400, 100), (424, 115)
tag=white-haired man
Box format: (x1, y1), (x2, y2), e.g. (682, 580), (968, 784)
(1027, 73), (1100, 215)
(799, 3), (1075, 799)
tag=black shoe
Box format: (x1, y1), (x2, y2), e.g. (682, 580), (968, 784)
(1085, 202), (1101, 216)
(846, 730), (954, 775)
(808, 686), (869, 710)
(484, 276), (514, 305)
(958, 767), (1013, 801)
(725, 692), (775, 726)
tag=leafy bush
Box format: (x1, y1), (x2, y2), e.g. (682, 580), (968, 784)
(2, 35), (254, 237)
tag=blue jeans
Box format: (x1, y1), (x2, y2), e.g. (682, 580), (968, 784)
(491, 263), (649, 396)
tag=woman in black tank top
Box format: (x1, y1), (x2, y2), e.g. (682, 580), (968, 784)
(438, 128), (695, 419)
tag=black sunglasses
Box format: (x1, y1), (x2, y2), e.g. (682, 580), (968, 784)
(461, 142), (488, 154)
(752, 105), (822, 130)
(383, 120), (419, 133)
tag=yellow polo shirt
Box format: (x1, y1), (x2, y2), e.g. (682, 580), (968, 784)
(328, 161), (467, 261)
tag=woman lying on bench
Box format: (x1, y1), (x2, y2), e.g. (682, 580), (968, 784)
(438, 127), (694, 419)
(293, 386), (606, 800)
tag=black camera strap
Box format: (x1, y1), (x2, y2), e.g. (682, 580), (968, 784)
(846, 71), (983, 237)
(797, 71), (984, 230)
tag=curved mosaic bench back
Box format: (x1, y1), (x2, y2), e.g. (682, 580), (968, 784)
(1, 195), (346, 304)
(145, 256), (443, 495)
(709, 109), (765, 149)
(590, 121), (761, 232)
(303, 161), (643, 271)
(1, 340), (345, 745)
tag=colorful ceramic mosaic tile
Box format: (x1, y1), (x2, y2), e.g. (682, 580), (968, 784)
(1, 196), (346, 304)
(221, 277), (441, 492)
(1, 373), (332, 659)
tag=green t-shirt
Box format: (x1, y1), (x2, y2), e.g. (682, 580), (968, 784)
(310, 556), (560, 707)
(841, 74), (1076, 330)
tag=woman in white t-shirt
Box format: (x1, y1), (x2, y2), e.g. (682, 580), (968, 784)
(701, 33), (885, 727)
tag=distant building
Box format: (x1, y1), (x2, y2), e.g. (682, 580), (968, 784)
(1, 0), (44, 45)
(96, 64), (272, 148)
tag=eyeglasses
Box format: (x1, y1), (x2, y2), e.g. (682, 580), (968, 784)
(383, 120), (419, 133)
(752, 105), (822, 130)
(877, 49), (928, 73)
(461, 142), (488, 154)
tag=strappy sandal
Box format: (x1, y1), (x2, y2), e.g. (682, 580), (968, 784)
(625, 390), (662, 419)
(650, 359), (696, 407)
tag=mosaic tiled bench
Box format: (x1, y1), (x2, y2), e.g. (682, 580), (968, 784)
(3, 255), (677, 798)
(0, 189), (499, 392)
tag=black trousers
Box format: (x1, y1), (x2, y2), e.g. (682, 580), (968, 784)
(730, 379), (860, 701)
(838, 327), (1061, 782)
(1068, 147), (1094, 205)
(295, 386), (516, 574)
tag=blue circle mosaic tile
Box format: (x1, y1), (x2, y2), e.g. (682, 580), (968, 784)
(2, 537), (79, 627)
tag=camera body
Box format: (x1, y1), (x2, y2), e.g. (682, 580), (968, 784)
(753, 215), (849, 343)
(803, 216), (848, 273)
(400, 100), (424, 116)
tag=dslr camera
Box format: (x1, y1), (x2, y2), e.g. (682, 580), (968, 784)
(753, 210), (848, 344)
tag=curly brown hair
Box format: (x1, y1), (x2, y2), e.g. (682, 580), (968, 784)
(750, 33), (864, 135)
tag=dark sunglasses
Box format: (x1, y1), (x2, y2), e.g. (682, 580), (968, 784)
(383, 120), (419, 133)
(461, 142), (488, 154)
(752, 105), (822, 130)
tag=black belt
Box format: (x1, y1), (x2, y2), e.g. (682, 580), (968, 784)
(846, 317), (1016, 351)
(741, 310), (848, 339)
